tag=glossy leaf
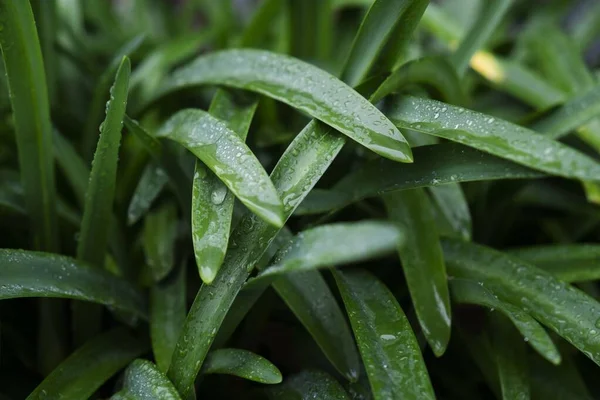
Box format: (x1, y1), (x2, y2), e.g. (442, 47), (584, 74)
(143, 202), (178, 281)
(0, 0), (59, 251)
(116, 359), (182, 400)
(341, 0), (429, 87)
(428, 184), (472, 240)
(155, 49), (412, 162)
(27, 329), (148, 400)
(202, 348), (282, 384)
(387, 96), (600, 181)
(167, 121), (346, 398)
(333, 269), (436, 400)
(193, 89), (258, 284)
(127, 162), (169, 226)
(450, 279), (560, 365)
(251, 221), (401, 283)
(371, 56), (465, 104)
(508, 245), (600, 283)
(443, 238), (600, 367)
(266, 370), (350, 400)
(151, 264), (186, 373)
(157, 108), (283, 227)
(450, 0), (512, 76)
(0, 249), (146, 316)
(384, 189), (451, 357)
(490, 314), (531, 400)
(296, 143), (543, 215)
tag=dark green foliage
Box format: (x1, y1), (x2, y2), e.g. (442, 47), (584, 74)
(1, 0), (600, 398)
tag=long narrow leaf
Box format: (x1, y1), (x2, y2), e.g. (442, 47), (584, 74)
(0, 0), (59, 251)
(115, 359), (182, 400)
(194, 89), (258, 283)
(157, 108), (283, 227)
(143, 202), (178, 282)
(202, 348), (282, 384)
(428, 184), (472, 240)
(27, 329), (148, 400)
(333, 269), (435, 400)
(155, 49), (412, 162)
(443, 238), (600, 367)
(266, 370), (350, 400)
(387, 96), (600, 181)
(384, 189), (451, 357)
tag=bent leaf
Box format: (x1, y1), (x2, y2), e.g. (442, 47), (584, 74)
(384, 189), (451, 357)
(116, 359), (181, 400)
(387, 96), (600, 182)
(266, 370), (350, 400)
(127, 162), (169, 226)
(143, 202), (178, 282)
(443, 239), (600, 367)
(0, 249), (146, 317)
(451, 279), (560, 365)
(251, 221), (401, 284)
(202, 348), (282, 384)
(194, 89), (258, 284)
(157, 108), (283, 227)
(333, 269), (436, 400)
(508, 245), (600, 283)
(26, 329), (148, 400)
(156, 49), (412, 162)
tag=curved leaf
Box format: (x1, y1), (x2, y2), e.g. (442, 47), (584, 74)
(266, 370), (350, 400)
(333, 269), (436, 400)
(451, 279), (560, 365)
(117, 359), (182, 400)
(127, 162), (169, 226)
(167, 121), (345, 398)
(251, 221), (401, 283)
(202, 348), (282, 384)
(387, 96), (600, 181)
(156, 49), (412, 162)
(157, 108), (283, 227)
(26, 329), (148, 400)
(193, 89), (258, 284)
(384, 189), (451, 357)
(296, 143), (543, 215)
(371, 56), (465, 104)
(143, 202), (178, 282)
(0, 249), (146, 316)
(428, 184), (472, 240)
(341, 0), (429, 87)
(508, 245), (600, 283)
(0, 0), (59, 251)
(443, 238), (600, 367)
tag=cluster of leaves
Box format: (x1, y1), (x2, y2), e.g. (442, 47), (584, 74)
(1, 0), (600, 398)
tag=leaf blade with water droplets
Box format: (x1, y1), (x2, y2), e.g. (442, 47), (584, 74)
(117, 359), (182, 400)
(202, 348), (282, 384)
(266, 370), (350, 400)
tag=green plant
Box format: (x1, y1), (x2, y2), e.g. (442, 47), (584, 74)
(1, 0), (600, 398)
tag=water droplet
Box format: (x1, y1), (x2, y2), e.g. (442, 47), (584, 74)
(211, 185), (227, 205)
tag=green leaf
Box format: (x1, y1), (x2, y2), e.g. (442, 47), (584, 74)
(266, 370), (350, 400)
(27, 329), (148, 400)
(52, 130), (90, 207)
(77, 56), (130, 269)
(450, 0), (512, 76)
(333, 269), (436, 400)
(157, 108), (283, 227)
(532, 85), (600, 140)
(127, 162), (169, 226)
(238, 0), (283, 48)
(143, 202), (178, 282)
(31, 0), (57, 104)
(0, 0), (59, 251)
(156, 49), (413, 162)
(0, 249), (146, 316)
(371, 56), (466, 104)
(250, 221), (401, 284)
(387, 96), (600, 182)
(289, 0), (332, 62)
(167, 121), (346, 398)
(384, 189), (451, 357)
(116, 359), (182, 400)
(508, 245), (600, 283)
(530, 353), (593, 400)
(151, 264), (186, 373)
(193, 89), (258, 284)
(450, 279), (560, 365)
(443, 238), (600, 367)
(490, 314), (531, 400)
(341, 0), (429, 87)
(296, 143), (543, 215)
(428, 184), (472, 240)
(202, 348), (282, 384)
